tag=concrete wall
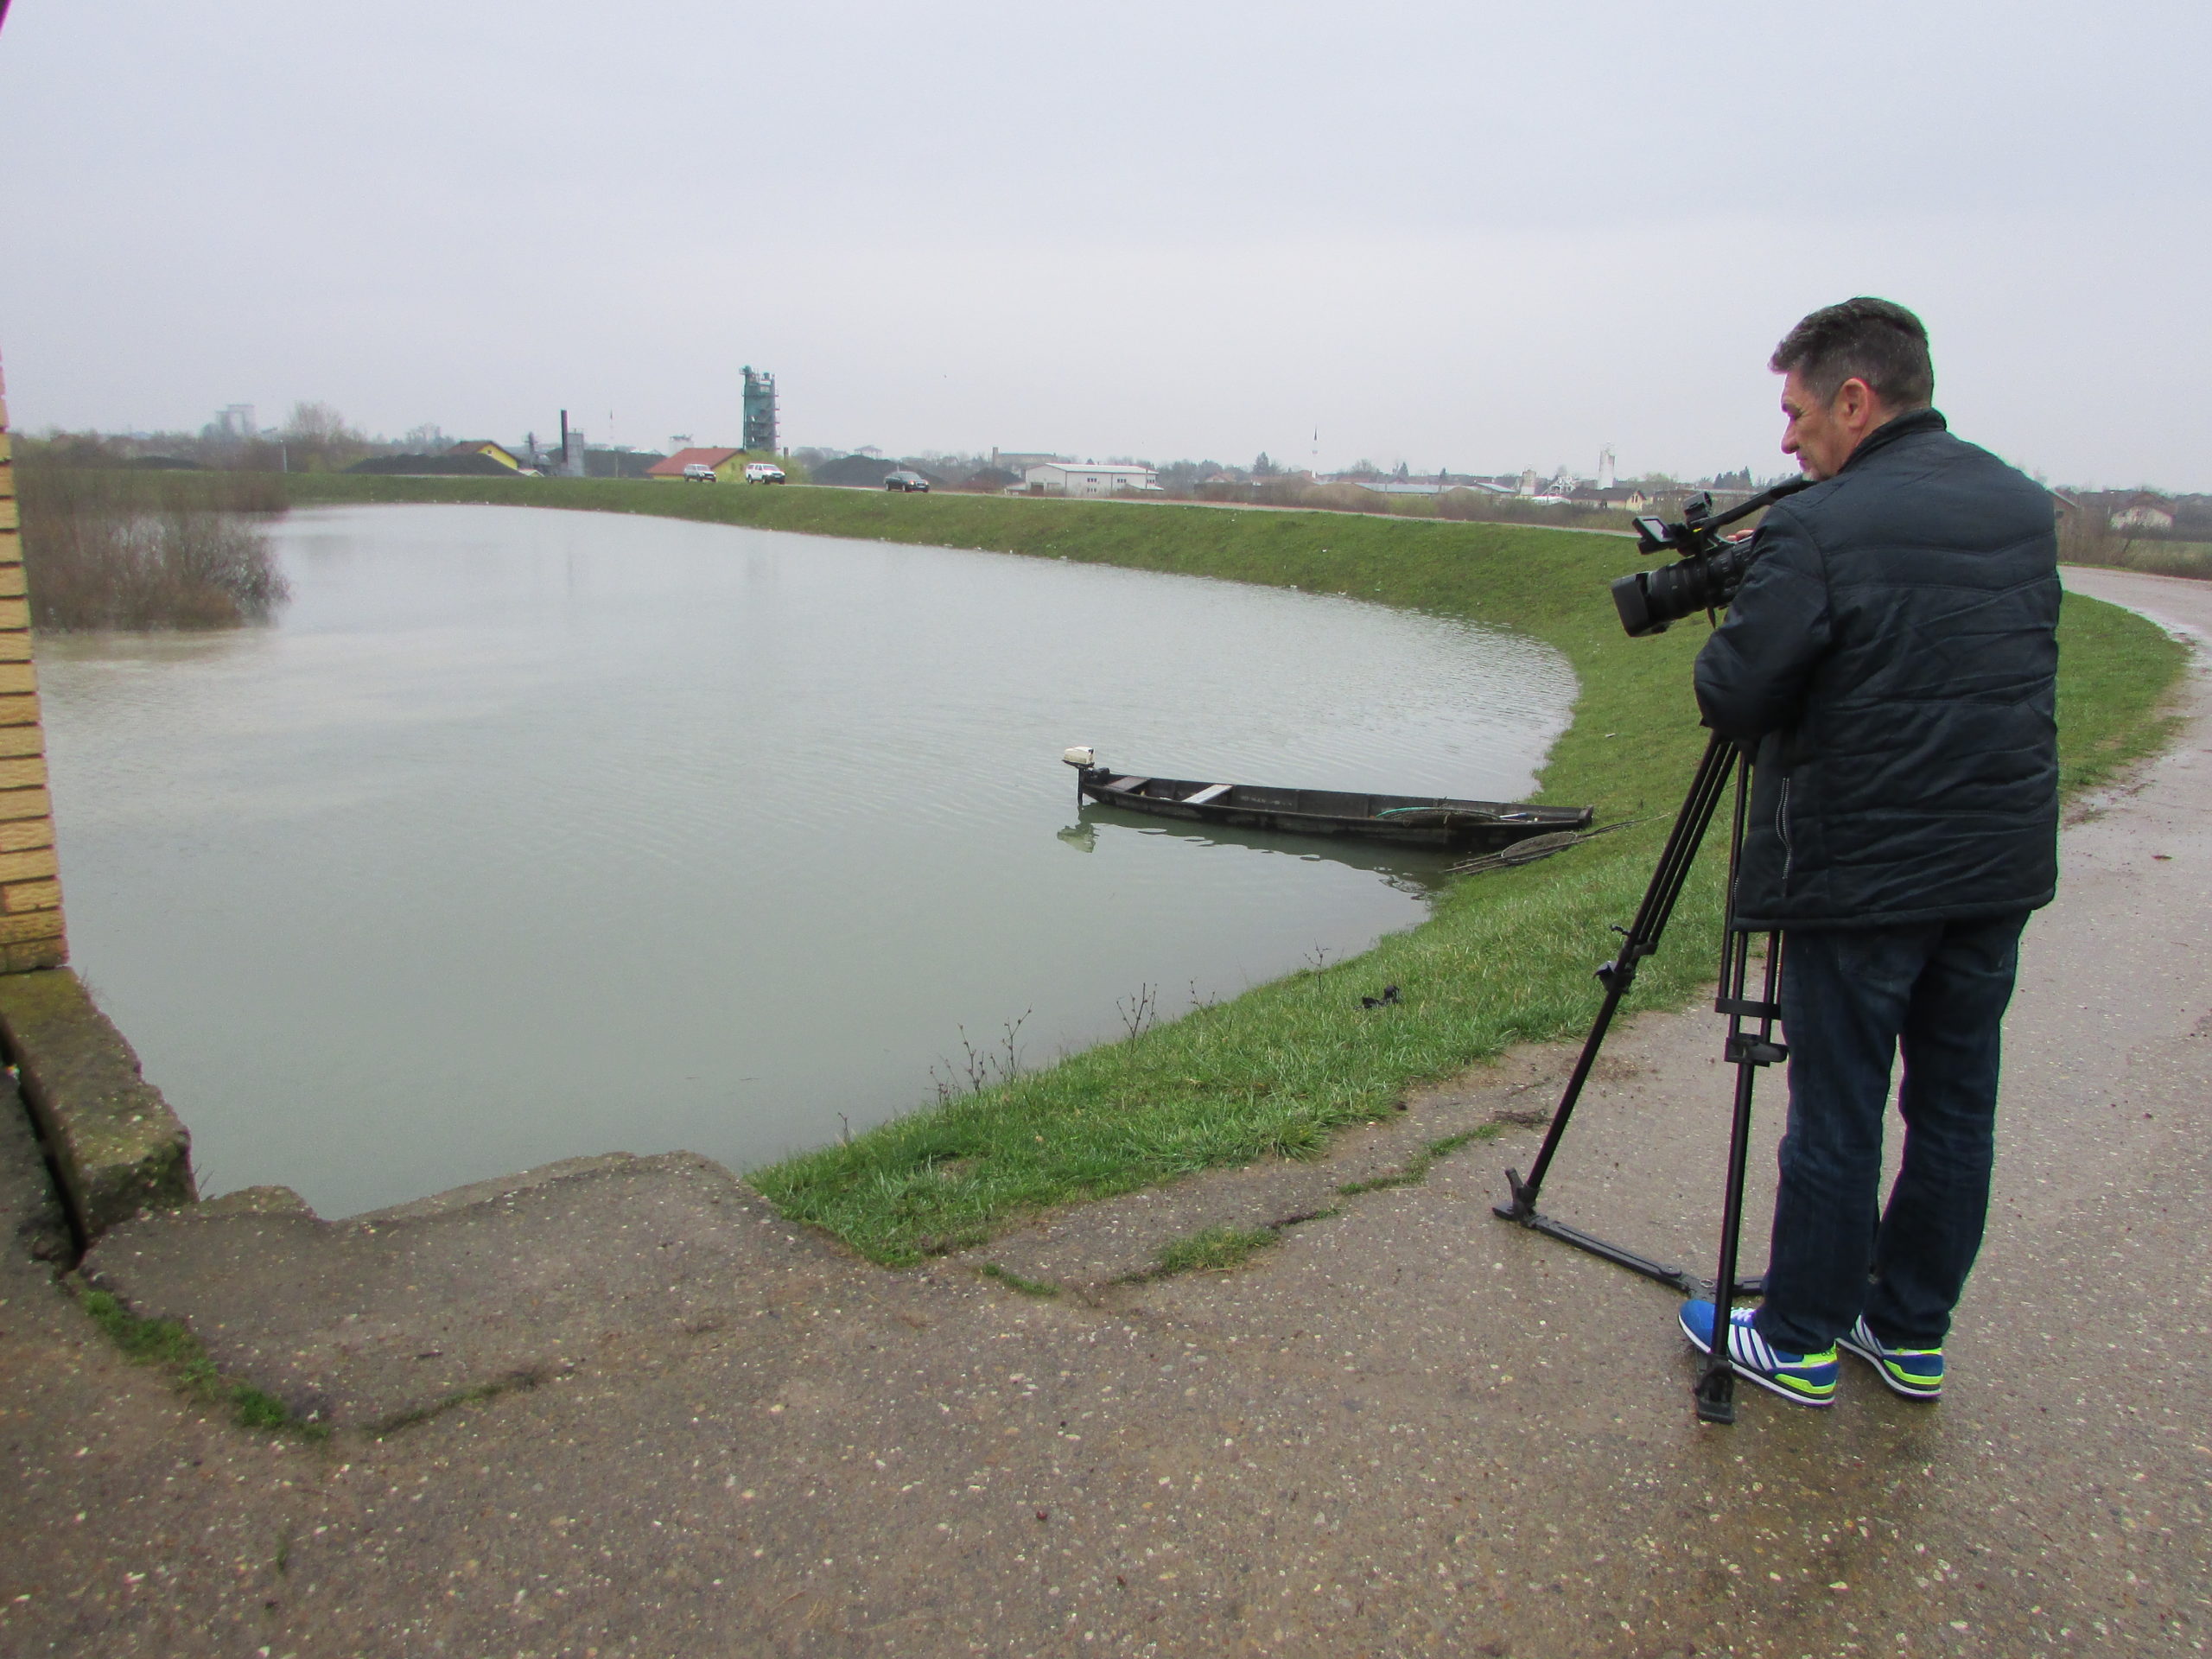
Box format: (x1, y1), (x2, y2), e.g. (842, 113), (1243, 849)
(0, 367), (67, 974)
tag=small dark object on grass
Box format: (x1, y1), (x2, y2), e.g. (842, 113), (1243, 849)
(1360, 984), (1402, 1009)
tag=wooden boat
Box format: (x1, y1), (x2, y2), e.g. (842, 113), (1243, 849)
(1061, 748), (1592, 852)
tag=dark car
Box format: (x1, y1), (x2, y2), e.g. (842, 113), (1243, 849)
(884, 470), (931, 493)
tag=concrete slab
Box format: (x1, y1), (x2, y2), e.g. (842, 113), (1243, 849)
(82, 1151), (853, 1427)
(0, 969), (194, 1237)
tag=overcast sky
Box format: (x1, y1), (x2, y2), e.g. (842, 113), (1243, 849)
(2, 2), (2203, 486)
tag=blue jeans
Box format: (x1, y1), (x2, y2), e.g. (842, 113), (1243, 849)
(1751, 912), (2029, 1355)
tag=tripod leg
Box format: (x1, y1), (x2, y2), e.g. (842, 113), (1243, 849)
(1694, 931), (1785, 1426)
(1501, 732), (1738, 1218)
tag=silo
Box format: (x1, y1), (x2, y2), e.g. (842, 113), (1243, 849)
(742, 367), (778, 454)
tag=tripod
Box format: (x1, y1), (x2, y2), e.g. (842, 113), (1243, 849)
(1493, 729), (1786, 1425)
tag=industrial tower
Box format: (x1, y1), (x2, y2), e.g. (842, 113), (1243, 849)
(742, 367), (778, 454)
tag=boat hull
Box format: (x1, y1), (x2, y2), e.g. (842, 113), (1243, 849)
(1074, 768), (1591, 851)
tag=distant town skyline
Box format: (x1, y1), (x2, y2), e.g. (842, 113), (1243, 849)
(1, 2), (2203, 493)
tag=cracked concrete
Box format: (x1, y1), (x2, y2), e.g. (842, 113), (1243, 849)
(79, 1154), (829, 1428)
(0, 564), (2206, 1656)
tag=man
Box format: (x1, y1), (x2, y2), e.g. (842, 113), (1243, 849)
(1678, 297), (2061, 1407)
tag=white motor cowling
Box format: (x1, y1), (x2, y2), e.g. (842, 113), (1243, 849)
(1062, 746), (1096, 769)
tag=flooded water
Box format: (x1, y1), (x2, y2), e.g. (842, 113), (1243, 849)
(37, 504), (1575, 1217)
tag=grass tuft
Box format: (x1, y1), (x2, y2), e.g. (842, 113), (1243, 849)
(79, 1287), (329, 1440)
(1337, 1124), (1501, 1196)
(1147, 1224), (1281, 1278)
(976, 1262), (1061, 1298)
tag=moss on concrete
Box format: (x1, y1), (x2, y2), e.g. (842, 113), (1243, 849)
(0, 969), (194, 1237)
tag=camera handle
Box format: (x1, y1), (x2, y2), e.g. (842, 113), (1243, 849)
(1492, 728), (1788, 1425)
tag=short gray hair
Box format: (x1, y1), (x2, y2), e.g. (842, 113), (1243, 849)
(1770, 298), (1934, 409)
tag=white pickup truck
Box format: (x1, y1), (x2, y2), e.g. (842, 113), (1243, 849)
(744, 462), (787, 484)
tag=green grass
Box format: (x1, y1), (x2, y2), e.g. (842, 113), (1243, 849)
(1337, 1124), (1503, 1197)
(2054, 588), (2190, 798)
(976, 1262), (1062, 1298)
(79, 1287), (327, 1439)
(270, 475), (2190, 1264)
(1145, 1224), (1282, 1278)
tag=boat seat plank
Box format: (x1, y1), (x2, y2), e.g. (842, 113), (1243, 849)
(1106, 776), (1149, 792)
(1183, 783), (1233, 805)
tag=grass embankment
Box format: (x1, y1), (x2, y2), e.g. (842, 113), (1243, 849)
(276, 474), (2187, 1264)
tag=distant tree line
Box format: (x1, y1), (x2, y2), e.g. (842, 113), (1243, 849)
(25, 401), (393, 475)
(29, 411), (2209, 590)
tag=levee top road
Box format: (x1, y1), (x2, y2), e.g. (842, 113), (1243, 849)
(37, 504), (1574, 1217)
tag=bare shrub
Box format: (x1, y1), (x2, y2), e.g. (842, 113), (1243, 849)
(16, 467), (291, 631)
(279, 401), (373, 473)
(1435, 488), (1629, 531)
(1275, 480), (1389, 512)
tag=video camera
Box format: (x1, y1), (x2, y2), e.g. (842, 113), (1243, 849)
(1609, 477), (1813, 638)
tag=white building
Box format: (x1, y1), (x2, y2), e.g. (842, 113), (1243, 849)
(1023, 461), (1159, 498)
(2110, 498), (2176, 531)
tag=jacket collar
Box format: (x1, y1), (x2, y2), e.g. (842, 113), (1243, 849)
(1839, 405), (1947, 474)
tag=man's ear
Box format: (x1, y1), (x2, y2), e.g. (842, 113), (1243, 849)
(1833, 377), (1880, 430)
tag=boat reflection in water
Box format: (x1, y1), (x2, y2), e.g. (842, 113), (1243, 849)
(1060, 804), (1459, 899)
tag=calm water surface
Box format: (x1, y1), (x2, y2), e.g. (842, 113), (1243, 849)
(39, 504), (1575, 1216)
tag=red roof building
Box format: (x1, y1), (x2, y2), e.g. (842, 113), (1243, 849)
(646, 447), (747, 481)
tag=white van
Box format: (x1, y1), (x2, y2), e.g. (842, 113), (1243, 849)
(744, 461), (787, 485)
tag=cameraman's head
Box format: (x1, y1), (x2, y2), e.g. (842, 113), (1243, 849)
(1770, 298), (1934, 480)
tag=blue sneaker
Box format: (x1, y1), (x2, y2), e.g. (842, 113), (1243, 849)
(1836, 1315), (1944, 1400)
(1678, 1300), (1839, 1408)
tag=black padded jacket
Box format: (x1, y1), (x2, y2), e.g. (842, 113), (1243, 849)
(1692, 409), (2061, 931)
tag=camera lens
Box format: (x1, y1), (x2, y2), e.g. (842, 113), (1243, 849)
(1612, 547), (1737, 637)
(1611, 570), (1666, 636)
